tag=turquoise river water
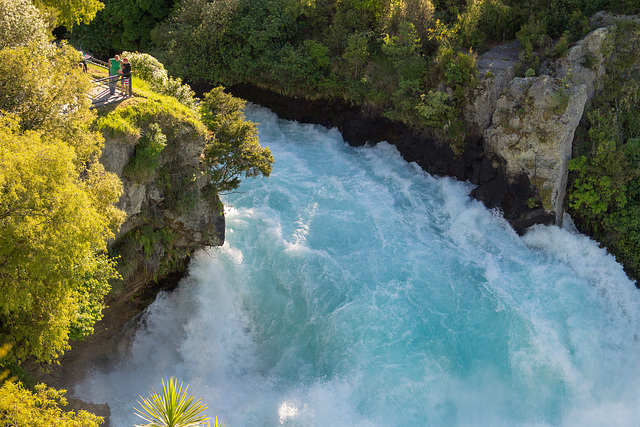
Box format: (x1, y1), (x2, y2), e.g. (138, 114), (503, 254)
(77, 106), (640, 426)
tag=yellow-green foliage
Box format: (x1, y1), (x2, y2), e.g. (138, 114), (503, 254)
(0, 115), (123, 363)
(39, 0), (104, 28)
(0, 42), (125, 364)
(0, 381), (103, 426)
(0, 43), (99, 164)
(95, 96), (205, 142)
(0, 0), (49, 50)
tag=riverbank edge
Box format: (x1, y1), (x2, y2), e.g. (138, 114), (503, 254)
(219, 82), (553, 233)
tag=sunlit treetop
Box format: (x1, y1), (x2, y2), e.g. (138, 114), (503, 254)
(0, 0), (49, 50)
(37, 0), (105, 28)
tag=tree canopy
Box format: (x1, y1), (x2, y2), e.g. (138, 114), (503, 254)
(0, 43), (124, 364)
(38, 0), (105, 29)
(0, 0), (48, 50)
(0, 380), (104, 426)
(201, 87), (274, 194)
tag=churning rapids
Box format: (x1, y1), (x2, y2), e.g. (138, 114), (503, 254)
(77, 106), (640, 426)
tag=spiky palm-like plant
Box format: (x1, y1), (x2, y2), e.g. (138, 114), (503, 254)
(134, 377), (211, 427)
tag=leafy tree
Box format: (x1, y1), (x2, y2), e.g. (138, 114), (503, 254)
(39, 0), (105, 28)
(0, 116), (123, 363)
(0, 43), (103, 165)
(134, 377), (218, 427)
(0, 0), (49, 50)
(0, 381), (104, 426)
(342, 32), (371, 78)
(0, 43), (125, 363)
(69, 0), (173, 55)
(200, 87), (274, 193)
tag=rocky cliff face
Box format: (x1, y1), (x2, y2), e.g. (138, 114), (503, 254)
(484, 76), (588, 223)
(481, 27), (610, 225)
(463, 41), (520, 137)
(100, 105), (225, 286)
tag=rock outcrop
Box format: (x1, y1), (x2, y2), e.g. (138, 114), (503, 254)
(463, 41), (520, 136)
(480, 27), (610, 225)
(101, 123), (224, 250)
(553, 27), (610, 99)
(484, 76), (587, 223)
(100, 103), (225, 286)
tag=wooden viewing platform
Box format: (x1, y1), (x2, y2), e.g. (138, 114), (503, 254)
(84, 54), (134, 108)
(90, 80), (131, 108)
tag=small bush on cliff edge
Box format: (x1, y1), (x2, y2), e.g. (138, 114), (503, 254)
(200, 87), (274, 194)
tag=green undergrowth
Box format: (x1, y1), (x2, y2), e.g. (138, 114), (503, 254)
(123, 122), (167, 183)
(567, 21), (640, 283)
(94, 86), (204, 140)
(109, 224), (185, 285)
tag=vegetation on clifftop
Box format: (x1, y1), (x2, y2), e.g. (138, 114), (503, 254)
(567, 20), (640, 281)
(70, 0), (640, 141)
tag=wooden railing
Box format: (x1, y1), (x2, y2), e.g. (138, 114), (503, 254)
(85, 54), (133, 107)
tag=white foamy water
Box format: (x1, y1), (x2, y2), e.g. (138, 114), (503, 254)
(76, 106), (640, 426)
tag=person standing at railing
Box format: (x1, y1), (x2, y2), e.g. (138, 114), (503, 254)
(108, 54), (121, 95)
(79, 51), (88, 73)
(121, 57), (132, 97)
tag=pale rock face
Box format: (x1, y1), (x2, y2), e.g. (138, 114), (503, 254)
(554, 27), (610, 99)
(100, 122), (224, 251)
(480, 27), (612, 225)
(484, 76), (588, 224)
(463, 41), (520, 135)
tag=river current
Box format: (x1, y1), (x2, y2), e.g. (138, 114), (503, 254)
(77, 106), (640, 426)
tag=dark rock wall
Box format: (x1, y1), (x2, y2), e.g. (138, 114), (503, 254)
(221, 83), (551, 233)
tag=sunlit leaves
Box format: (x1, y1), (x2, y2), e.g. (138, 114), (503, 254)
(0, 381), (104, 426)
(0, 116), (123, 362)
(200, 87), (274, 194)
(0, 41), (124, 363)
(39, 0), (105, 28)
(0, 0), (48, 50)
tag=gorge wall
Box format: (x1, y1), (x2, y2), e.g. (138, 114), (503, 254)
(224, 22), (614, 233)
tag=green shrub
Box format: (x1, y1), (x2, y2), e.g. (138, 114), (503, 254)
(123, 123), (167, 183)
(444, 50), (477, 102)
(552, 31), (571, 57)
(0, 0), (48, 50)
(121, 51), (197, 108)
(476, 0), (521, 42)
(416, 90), (455, 128)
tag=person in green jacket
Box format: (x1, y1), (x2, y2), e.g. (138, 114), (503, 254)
(108, 54), (121, 95)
